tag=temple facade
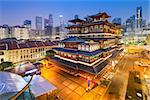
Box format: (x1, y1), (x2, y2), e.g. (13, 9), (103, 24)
(53, 12), (123, 75)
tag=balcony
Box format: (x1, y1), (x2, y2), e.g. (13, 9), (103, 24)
(69, 30), (81, 34)
(88, 29), (103, 33)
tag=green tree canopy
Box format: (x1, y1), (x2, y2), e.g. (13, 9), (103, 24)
(0, 62), (13, 71)
(146, 34), (150, 45)
(46, 50), (55, 57)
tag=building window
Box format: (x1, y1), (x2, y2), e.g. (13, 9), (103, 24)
(0, 51), (4, 55)
(1, 58), (4, 62)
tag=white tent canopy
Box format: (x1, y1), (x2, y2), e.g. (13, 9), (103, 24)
(0, 72), (57, 99)
(0, 72), (27, 95)
(24, 75), (57, 97)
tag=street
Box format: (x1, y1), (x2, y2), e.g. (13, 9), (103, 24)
(102, 52), (148, 100)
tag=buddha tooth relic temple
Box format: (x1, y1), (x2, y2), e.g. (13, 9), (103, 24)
(53, 12), (123, 75)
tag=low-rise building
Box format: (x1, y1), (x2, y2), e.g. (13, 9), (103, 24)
(0, 39), (55, 63)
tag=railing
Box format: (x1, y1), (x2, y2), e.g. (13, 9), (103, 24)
(69, 30), (81, 33)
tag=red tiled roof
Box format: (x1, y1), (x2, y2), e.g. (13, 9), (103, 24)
(89, 12), (111, 18)
(36, 41), (45, 47)
(44, 41), (53, 46)
(0, 40), (54, 50)
(18, 43), (29, 49)
(7, 42), (18, 50)
(26, 41), (37, 48)
(0, 44), (6, 50)
(68, 18), (85, 23)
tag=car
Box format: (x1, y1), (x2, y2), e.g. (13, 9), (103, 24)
(128, 95), (132, 99)
(136, 92), (142, 98)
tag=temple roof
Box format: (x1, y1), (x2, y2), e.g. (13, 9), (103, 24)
(78, 49), (103, 56)
(53, 47), (103, 56)
(68, 18), (85, 23)
(61, 36), (85, 43)
(53, 47), (77, 54)
(66, 20), (113, 28)
(89, 12), (111, 18)
(81, 37), (116, 41)
(52, 57), (109, 74)
(65, 24), (83, 29)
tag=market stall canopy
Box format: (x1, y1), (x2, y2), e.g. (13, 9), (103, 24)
(0, 72), (27, 98)
(24, 75), (57, 97)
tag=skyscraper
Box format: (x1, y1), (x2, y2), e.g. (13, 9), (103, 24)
(112, 18), (122, 26)
(35, 16), (42, 30)
(44, 14), (53, 35)
(126, 15), (136, 32)
(148, 21), (150, 28)
(44, 14), (53, 27)
(49, 14), (53, 26)
(44, 18), (50, 27)
(59, 15), (64, 32)
(137, 7), (142, 30)
(142, 19), (146, 28)
(23, 20), (31, 28)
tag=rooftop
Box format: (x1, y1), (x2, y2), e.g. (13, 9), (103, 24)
(0, 72), (27, 97)
(0, 40), (54, 50)
(89, 12), (111, 18)
(53, 57), (109, 74)
(53, 47), (104, 56)
(61, 36), (85, 43)
(68, 18), (85, 23)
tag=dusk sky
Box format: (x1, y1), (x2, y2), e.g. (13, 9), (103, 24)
(0, 0), (149, 28)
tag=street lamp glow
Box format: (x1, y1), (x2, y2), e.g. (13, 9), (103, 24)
(144, 75), (148, 78)
(112, 61), (115, 67)
(115, 60), (118, 64)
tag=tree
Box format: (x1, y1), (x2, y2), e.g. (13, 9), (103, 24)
(146, 34), (150, 45)
(0, 62), (14, 71)
(46, 50), (55, 57)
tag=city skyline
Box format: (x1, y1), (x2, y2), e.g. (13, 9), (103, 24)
(0, 0), (149, 28)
